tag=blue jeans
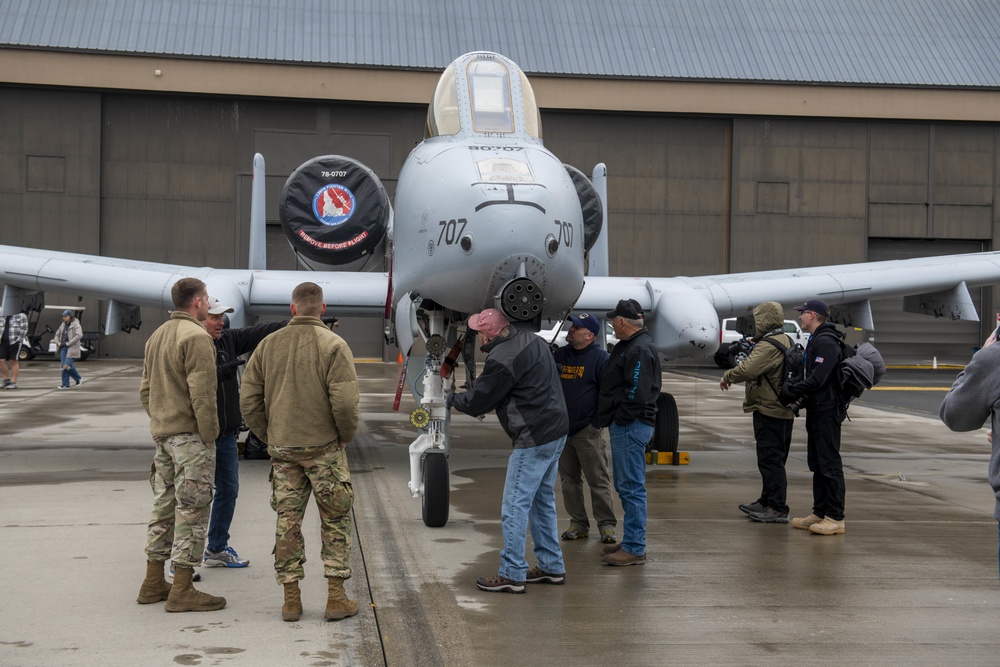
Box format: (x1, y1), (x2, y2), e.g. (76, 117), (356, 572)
(498, 436), (567, 582)
(207, 430), (239, 553)
(610, 420), (654, 556)
(59, 347), (81, 387)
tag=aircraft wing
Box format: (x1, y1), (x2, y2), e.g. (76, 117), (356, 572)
(0, 245), (388, 330)
(576, 251), (1000, 359)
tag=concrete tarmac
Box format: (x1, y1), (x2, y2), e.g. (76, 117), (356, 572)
(2, 360), (999, 666)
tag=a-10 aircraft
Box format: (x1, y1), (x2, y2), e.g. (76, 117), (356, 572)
(3, 51), (1000, 528)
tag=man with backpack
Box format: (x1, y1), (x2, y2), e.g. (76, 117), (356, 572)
(781, 299), (848, 536)
(720, 302), (797, 523)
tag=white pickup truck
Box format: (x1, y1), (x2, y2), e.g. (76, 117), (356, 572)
(714, 317), (807, 368)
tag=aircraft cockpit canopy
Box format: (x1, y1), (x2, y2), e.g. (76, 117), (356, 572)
(426, 53), (542, 140)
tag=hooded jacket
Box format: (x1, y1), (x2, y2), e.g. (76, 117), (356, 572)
(597, 326), (661, 427)
(139, 311), (219, 445)
(722, 302), (795, 420)
(940, 343), (1000, 520)
(451, 325), (569, 448)
(240, 316), (359, 448)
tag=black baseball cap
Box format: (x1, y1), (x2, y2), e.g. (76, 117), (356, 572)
(793, 299), (830, 317)
(606, 299), (643, 320)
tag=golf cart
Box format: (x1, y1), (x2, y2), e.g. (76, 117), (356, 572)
(18, 305), (99, 362)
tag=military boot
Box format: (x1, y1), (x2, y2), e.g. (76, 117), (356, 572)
(324, 577), (358, 621)
(164, 566), (227, 612)
(136, 559), (172, 604)
(282, 581), (303, 622)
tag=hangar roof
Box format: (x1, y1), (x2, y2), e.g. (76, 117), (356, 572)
(1, 0), (999, 88)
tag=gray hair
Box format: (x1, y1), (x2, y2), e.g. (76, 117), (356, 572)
(623, 316), (644, 329)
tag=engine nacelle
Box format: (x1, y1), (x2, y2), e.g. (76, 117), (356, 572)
(279, 155), (390, 271)
(647, 278), (721, 360)
(564, 164), (603, 252)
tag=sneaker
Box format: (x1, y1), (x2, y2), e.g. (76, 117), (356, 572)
(600, 528), (617, 544)
(57, 385), (69, 390)
(75, 378), (84, 386)
(747, 507), (789, 523)
(2, 378), (9, 387)
(739, 501), (765, 515)
(525, 567), (565, 585)
(602, 549), (646, 567)
(476, 574), (525, 593)
(5, 382), (15, 389)
(203, 546), (250, 568)
(560, 527), (589, 540)
(790, 513), (824, 530)
(603, 542), (623, 555)
(808, 517), (845, 535)
(168, 562), (202, 582)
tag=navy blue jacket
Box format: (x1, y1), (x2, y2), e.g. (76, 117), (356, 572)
(597, 327), (661, 427)
(215, 320), (286, 435)
(451, 325), (568, 448)
(553, 341), (609, 436)
(783, 322), (844, 413)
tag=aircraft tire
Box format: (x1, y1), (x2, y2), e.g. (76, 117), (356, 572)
(421, 452), (450, 528)
(647, 393), (679, 457)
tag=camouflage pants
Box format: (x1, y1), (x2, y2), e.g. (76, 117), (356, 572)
(145, 433), (216, 567)
(270, 444), (354, 584)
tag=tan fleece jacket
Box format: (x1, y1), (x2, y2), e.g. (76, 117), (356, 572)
(240, 316), (360, 448)
(139, 311), (220, 444)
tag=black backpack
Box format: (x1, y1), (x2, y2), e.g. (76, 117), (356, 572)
(758, 335), (805, 395)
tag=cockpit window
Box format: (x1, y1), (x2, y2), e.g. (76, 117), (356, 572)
(467, 59), (514, 134)
(426, 64), (460, 138)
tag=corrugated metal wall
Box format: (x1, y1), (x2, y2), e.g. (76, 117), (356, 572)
(1, 87), (997, 362)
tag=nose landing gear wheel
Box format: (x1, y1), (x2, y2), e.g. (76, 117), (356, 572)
(422, 452), (450, 527)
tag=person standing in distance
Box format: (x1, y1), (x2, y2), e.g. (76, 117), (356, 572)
(0, 310), (28, 389)
(201, 298), (287, 569)
(240, 282), (360, 622)
(598, 298), (661, 566)
(448, 308), (569, 593)
(719, 302), (796, 523)
(54, 309), (84, 389)
(781, 299), (847, 536)
(553, 313), (617, 544)
(136, 278), (225, 612)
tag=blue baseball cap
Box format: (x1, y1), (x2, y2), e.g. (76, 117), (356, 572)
(61, 310), (74, 317)
(568, 313), (601, 336)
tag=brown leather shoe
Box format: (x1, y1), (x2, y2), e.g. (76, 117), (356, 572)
(602, 542), (623, 555)
(602, 549), (646, 566)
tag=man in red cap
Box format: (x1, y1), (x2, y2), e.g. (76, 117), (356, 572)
(782, 299), (848, 536)
(448, 308), (569, 593)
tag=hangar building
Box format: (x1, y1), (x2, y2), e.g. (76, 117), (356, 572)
(2, 0), (1000, 361)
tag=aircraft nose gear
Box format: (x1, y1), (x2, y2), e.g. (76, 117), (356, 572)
(498, 277), (543, 321)
(409, 407), (431, 429)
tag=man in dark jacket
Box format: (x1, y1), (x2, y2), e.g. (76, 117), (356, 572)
(202, 298), (286, 568)
(782, 299), (847, 536)
(597, 299), (661, 566)
(449, 308), (569, 593)
(553, 313), (616, 543)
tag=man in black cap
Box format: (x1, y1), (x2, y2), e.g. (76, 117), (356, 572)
(597, 299), (661, 565)
(782, 298), (848, 536)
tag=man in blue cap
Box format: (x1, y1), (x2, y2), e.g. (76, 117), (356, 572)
(553, 313), (617, 544)
(782, 299), (848, 536)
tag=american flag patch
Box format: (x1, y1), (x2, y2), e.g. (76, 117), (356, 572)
(815, 356), (825, 363)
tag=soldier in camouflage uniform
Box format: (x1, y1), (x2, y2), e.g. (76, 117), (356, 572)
(241, 281), (360, 622)
(136, 277), (225, 613)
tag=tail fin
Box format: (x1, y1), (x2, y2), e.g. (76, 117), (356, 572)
(248, 153), (267, 271)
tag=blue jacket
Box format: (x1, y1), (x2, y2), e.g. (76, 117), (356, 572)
(597, 327), (661, 427)
(451, 325), (568, 448)
(783, 322), (844, 413)
(553, 341), (609, 436)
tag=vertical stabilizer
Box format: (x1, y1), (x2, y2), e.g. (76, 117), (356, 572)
(248, 153), (267, 270)
(589, 163), (609, 277)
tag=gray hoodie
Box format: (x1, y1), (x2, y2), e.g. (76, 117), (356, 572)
(939, 344), (1000, 520)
